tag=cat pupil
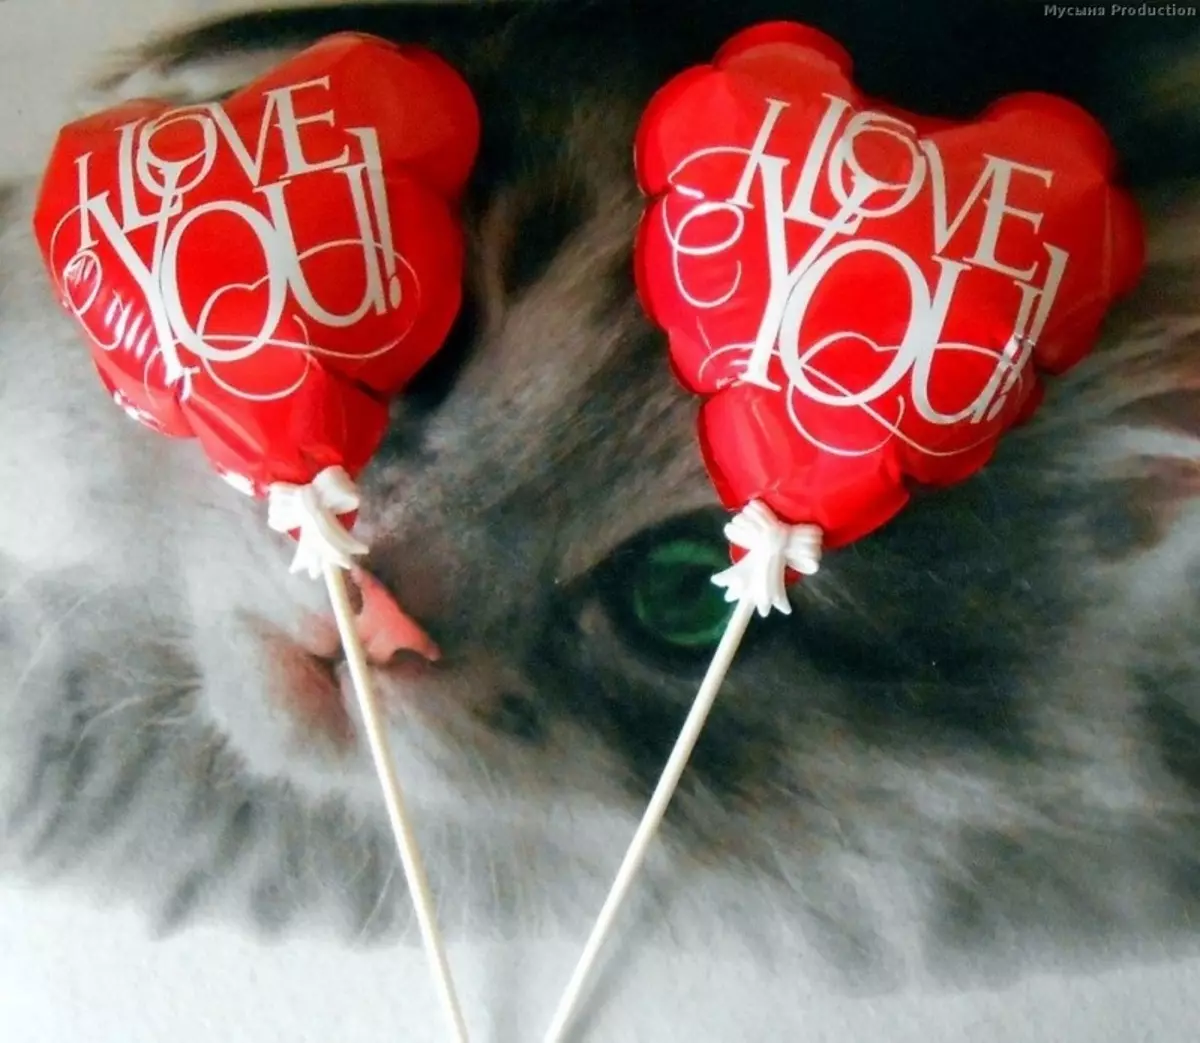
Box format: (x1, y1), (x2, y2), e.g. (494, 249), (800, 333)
(629, 539), (734, 650)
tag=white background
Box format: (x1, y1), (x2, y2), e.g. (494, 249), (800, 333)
(0, 1), (1197, 1039)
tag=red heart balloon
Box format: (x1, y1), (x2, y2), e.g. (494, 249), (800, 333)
(34, 32), (479, 497)
(635, 21), (1145, 550)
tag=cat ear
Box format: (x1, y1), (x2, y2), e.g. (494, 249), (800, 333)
(1104, 31), (1200, 186)
(1141, 184), (1200, 272)
(1040, 182), (1200, 557)
(81, 2), (515, 111)
(1107, 193), (1200, 438)
(82, 44), (300, 112)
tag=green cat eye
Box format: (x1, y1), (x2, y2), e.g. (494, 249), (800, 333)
(628, 538), (734, 651)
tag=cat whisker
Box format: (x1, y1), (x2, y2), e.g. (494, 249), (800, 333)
(11, 582), (120, 704)
(142, 710), (202, 732)
(76, 692), (174, 740)
(355, 859), (398, 942)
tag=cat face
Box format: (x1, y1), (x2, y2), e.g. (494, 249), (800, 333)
(2, 0), (1200, 974)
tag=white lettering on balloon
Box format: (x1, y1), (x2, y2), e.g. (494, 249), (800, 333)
(49, 76), (415, 402)
(660, 94), (1070, 457)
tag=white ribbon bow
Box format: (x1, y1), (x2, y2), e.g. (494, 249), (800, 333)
(711, 500), (823, 618)
(266, 466), (370, 579)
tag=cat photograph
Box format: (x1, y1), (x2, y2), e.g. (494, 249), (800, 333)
(1, 1), (1199, 1040)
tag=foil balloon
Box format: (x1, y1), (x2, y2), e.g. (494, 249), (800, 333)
(635, 20), (1145, 559)
(34, 31), (479, 505)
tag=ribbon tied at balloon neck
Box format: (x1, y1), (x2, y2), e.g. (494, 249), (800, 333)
(711, 500), (824, 618)
(266, 465), (370, 579)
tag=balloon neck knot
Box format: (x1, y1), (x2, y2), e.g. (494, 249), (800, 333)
(266, 466), (369, 579)
(711, 500), (822, 617)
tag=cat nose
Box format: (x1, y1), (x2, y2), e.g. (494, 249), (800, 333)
(348, 566), (441, 665)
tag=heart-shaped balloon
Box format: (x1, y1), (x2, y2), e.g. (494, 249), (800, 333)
(34, 32), (479, 497)
(635, 21), (1144, 550)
